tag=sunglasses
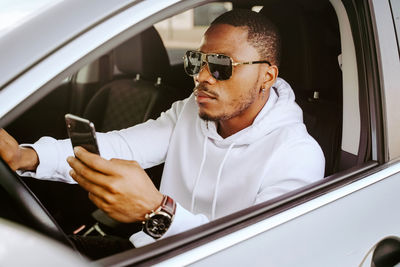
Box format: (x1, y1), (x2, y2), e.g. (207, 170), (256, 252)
(183, 50), (271, 81)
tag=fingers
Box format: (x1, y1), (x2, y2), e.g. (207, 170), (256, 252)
(69, 166), (110, 203)
(73, 146), (119, 175)
(88, 193), (130, 223)
(87, 192), (107, 210)
(67, 154), (111, 188)
(87, 192), (113, 214)
(74, 146), (142, 176)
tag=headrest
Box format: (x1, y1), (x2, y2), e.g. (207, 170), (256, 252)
(259, 2), (341, 101)
(114, 26), (170, 80)
(259, 3), (310, 92)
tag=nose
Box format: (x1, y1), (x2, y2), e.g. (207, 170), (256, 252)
(194, 62), (217, 84)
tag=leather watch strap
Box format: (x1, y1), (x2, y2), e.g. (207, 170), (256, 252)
(162, 195), (176, 216)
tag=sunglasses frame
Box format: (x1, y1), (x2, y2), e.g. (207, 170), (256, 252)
(183, 50), (272, 80)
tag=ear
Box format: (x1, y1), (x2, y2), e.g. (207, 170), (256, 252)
(262, 65), (279, 89)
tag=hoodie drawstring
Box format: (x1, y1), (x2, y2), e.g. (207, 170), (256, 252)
(191, 136), (235, 220)
(211, 143), (235, 220)
(191, 135), (208, 212)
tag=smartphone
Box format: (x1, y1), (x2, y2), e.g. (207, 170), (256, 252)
(65, 114), (100, 155)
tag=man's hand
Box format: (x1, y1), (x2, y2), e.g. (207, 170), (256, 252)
(0, 128), (39, 171)
(67, 146), (164, 223)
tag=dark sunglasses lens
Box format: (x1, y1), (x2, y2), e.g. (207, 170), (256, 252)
(207, 54), (232, 80)
(184, 51), (202, 76)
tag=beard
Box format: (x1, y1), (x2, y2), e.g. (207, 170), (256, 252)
(196, 78), (260, 122)
(198, 92), (257, 121)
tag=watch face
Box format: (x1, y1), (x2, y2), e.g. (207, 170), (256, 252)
(145, 213), (172, 239)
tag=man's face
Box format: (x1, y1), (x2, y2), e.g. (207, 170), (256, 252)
(194, 24), (267, 122)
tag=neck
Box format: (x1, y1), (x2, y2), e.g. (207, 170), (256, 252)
(217, 93), (269, 138)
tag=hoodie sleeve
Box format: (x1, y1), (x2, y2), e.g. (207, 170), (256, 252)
(129, 202), (209, 247)
(18, 97), (189, 182)
(17, 137), (76, 183)
(255, 138), (325, 204)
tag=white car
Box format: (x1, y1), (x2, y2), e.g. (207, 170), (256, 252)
(0, 0), (399, 266)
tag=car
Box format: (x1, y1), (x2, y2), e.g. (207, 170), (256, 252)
(0, 0), (399, 266)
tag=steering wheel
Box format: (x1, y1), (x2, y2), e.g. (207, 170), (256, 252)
(0, 158), (79, 251)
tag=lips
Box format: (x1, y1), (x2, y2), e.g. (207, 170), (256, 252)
(195, 90), (217, 104)
(195, 91), (216, 99)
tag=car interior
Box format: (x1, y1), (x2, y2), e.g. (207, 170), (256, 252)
(0, 0), (370, 260)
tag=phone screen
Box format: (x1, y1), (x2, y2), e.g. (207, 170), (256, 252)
(65, 114), (100, 155)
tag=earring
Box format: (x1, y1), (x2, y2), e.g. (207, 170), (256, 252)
(261, 88), (266, 97)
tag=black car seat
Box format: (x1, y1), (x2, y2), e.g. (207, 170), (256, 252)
(83, 26), (187, 191)
(83, 26), (177, 132)
(260, 1), (342, 176)
(81, 26), (187, 235)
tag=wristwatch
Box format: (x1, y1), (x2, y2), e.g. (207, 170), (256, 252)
(143, 195), (176, 239)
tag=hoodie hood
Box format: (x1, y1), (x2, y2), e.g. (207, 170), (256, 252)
(200, 77), (303, 146)
(194, 78), (304, 219)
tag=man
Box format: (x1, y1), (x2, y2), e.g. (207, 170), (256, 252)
(0, 9), (324, 255)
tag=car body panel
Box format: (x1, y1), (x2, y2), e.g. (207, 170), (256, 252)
(154, 161), (400, 266)
(0, 218), (90, 266)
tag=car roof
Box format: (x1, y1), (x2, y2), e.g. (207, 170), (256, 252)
(0, 0), (138, 89)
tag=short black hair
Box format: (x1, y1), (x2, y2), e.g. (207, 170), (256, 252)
(210, 9), (281, 66)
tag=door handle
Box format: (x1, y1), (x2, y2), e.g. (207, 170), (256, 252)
(359, 236), (400, 267)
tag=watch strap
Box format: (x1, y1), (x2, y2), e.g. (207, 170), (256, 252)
(162, 195), (176, 217)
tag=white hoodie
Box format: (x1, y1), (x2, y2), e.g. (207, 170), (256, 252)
(22, 78), (324, 246)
